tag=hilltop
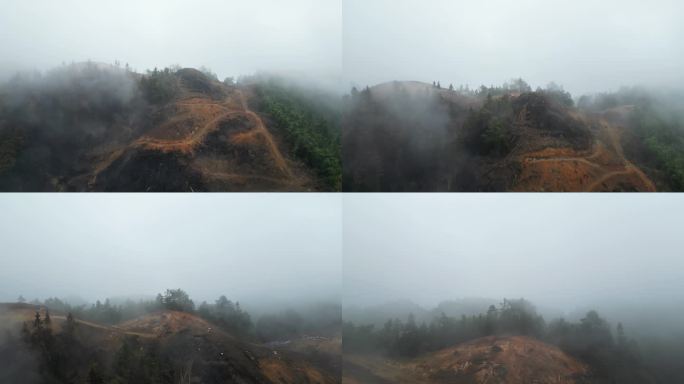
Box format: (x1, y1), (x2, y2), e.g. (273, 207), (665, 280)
(0, 63), (341, 191)
(343, 80), (681, 191)
(343, 336), (592, 384)
(0, 302), (340, 384)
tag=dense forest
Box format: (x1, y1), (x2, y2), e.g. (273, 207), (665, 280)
(0, 62), (145, 191)
(344, 298), (665, 383)
(254, 79), (342, 191)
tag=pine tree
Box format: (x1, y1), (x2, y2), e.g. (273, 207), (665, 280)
(65, 312), (77, 337)
(87, 364), (105, 384)
(33, 311), (42, 328)
(44, 310), (51, 327)
(617, 322), (627, 346)
(21, 322), (31, 342)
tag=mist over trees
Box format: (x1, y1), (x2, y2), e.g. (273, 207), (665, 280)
(253, 77), (342, 191)
(343, 79), (586, 191)
(0, 62), (149, 190)
(0, 288), (341, 383)
(577, 87), (684, 190)
(17, 289), (339, 344)
(197, 296), (252, 337)
(344, 298), (655, 383)
(0, 62), (344, 191)
(342, 77), (684, 191)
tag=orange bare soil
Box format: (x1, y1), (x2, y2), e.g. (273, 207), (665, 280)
(343, 336), (591, 384)
(87, 69), (315, 191)
(515, 109), (655, 192)
(344, 81), (660, 192)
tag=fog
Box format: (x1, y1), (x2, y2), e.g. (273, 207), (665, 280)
(343, 0), (684, 96)
(0, 194), (341, 307)
(0, 0), (341, 81)
(343, 194), (684, 329)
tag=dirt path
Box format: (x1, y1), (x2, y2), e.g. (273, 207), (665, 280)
(595, 119), (656, 191)
(89, 87), (297, 188)
(134, 109), (247, 153)
(516, 115), (656, 192)
(51, 315), (155, 338)
(201, 170), (301, 187)
(232, 90), (293, 177)
(525, 155), (601, 169)
(133, 90), (293, 176)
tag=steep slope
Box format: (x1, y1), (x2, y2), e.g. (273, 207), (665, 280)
(343, 336), (593, 384)
(88, 69), (314, 192)
(343, 81), (657, 192)
(0, 303), (340, 384)
(0, 64), (338, 191)
(511, 99), (655, 192)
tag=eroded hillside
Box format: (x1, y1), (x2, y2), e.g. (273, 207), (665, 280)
(343, 336), (592, 384)
(343, 81), (666, 191)
(0, 64), (341, 191)
(0, 303), (340, 384)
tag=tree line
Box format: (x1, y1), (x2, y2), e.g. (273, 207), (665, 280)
(255, 80), (342, 191)
(344, 298), (652, 383)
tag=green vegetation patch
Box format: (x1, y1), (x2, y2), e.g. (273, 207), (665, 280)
(632, 107), (684, 190)
(256, 82), (342, 191)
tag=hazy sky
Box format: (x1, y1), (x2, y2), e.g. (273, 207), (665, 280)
(4, 1), (682, 95)
(0, 194), (341, 306)
(344, 0), (684, 95)
(0, 0), (341, 81)
(343, 194), (684, 313)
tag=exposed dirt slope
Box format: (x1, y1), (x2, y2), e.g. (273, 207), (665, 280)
(344, 336), (593, 384)
(513, 104), (655, 192)
(344, 81), (656, 191)
(86, 69), (314, 191)
(119, 311), (340, 384)
(0, 303), (340, 384)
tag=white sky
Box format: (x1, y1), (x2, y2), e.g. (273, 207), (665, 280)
(343, 194), (684, 313)
(0, 0), (341, 81)
(343, 0), (684, 95)
(2, 1), (682, 95)
(0, 194), (342, 305)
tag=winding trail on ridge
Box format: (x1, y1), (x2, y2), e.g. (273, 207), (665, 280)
(51, 315), (155, 338)
(90, 87), (296, 187)
(517, 113), (656, 192)
(229, 90), (293, 178)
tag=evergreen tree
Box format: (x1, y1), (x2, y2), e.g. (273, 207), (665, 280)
(33, 311), (42, 328)
(44, 310), (51, 327)
(64, 312), (76, 337)
(87, 364), (105, 384)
